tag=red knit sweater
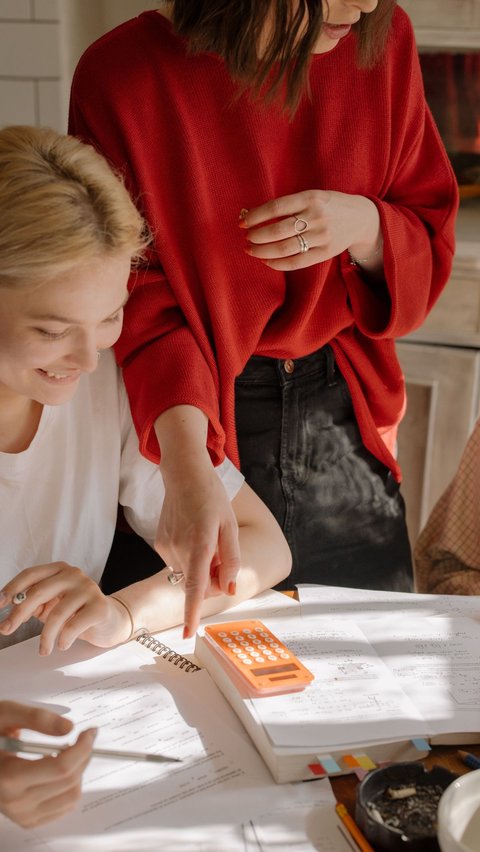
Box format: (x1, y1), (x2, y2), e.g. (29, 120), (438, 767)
(69, 7), (458, 480)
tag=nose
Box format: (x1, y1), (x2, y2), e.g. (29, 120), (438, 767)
(68, 333), (101, 373)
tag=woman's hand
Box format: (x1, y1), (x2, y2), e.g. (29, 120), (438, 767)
(240, 189), (382, 271)
(0, 564), (131, 654)
(156, 455), (240, 639)
(155, 404), (241, 639)
(0, 701), (96, 828)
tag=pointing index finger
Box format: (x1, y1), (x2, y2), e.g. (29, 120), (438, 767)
(182, 555), (212, 639)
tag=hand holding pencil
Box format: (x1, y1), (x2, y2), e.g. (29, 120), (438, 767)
(0, 700), (96, 829)
(0, 735), (180, 764)
(0, 700), (180, 830)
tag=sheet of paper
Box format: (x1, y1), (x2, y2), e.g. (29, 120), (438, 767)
(359, 614), (480, 736)
(1, 822), (253, 852)
(297, 584), (480, 619)
(247, 779), (355, 852)
(243, 614), (430, 749)
(1, 636), (295, 852)
(297, 585), (480, 737)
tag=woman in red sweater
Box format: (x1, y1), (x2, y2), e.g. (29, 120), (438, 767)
(70, 0), (458, 636)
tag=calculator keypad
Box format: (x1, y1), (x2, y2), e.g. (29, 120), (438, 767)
(216, 627), (291, 666)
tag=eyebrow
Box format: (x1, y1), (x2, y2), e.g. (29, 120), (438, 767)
(28, 294), (129, 324)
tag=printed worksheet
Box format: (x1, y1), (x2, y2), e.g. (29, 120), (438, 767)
(297, 584), (480, 619)
(359, 614), (480, 736)
(244, 614), (430, 749)
(1, 636), (293, 852)
(245, 779), (356, 852)
(297, 585), (480, 736)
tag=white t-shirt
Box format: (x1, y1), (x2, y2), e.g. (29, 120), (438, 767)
(0, 351), (244, 647)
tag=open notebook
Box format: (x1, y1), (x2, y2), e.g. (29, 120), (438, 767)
(1, 591), (314, 852)
(195, 585), (480, 783)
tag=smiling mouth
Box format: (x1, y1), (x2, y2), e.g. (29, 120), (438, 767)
(36, 368), (81, 383)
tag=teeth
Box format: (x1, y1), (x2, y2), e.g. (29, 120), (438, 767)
(46, 371), (68, 379)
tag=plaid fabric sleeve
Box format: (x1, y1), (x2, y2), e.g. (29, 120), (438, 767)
(414, 419), (480, 595)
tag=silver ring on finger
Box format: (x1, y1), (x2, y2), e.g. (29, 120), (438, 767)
(166, 566), (185, 586)
(12, 591), (27, 605)
(294, 215), (308, 233)
(296, 234), (309, 253)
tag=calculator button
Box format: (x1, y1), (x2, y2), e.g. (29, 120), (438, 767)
(270, 643), (279, 649)
(218, 632), (227, 637)
(238, 653), (247, 659)
(280, 653), (290, 659)
(252, 639), (261, 645)
(231, 630), (240, 636)
(257, 644), (267, 650)
(232, 647), (242, 654)
(241, 658), (253, 665)
(256, 657), (265, 663)
(222, 637), (232, 643)
(267, 655), (278, 661)
(242, 628), (251, 634)
(250, 651), (259, 657)
(245, 645), (255, 652)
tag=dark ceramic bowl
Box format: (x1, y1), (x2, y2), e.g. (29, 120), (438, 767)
(355, 762), (458, 852)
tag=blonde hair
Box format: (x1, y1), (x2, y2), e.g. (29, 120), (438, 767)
(0, 125), (148, 287)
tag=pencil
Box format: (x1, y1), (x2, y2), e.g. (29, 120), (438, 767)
(335, 802), (375, 852)
(458, 750), (480, 771)
(0, 735), (181, 764)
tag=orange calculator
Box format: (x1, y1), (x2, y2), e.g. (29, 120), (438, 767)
(202, 620), (314, 695)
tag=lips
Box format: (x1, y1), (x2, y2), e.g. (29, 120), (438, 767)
(36, 368), (81, 385)
(322, 23), (352, 41)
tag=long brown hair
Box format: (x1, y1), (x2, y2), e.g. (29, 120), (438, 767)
(168, 1), (397, 113)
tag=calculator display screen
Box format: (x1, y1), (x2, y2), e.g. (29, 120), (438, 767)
(253, 663), (299, 677)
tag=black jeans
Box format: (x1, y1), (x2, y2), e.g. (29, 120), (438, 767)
(235, 346), (413, 592)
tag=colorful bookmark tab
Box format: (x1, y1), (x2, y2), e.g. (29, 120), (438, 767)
(342, 754), (361, 768)
(355, 754), (377, 770)
(308, 763), (327, 776)
(316, 755), (342, 774)
(411, 738), (431, 752)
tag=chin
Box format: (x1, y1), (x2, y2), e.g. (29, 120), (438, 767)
(32, 381), (80, 407)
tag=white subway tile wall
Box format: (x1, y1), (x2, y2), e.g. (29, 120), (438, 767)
(0, 0), (62, 129)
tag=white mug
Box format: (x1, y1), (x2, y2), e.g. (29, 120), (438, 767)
(438, 769), (480, 852)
